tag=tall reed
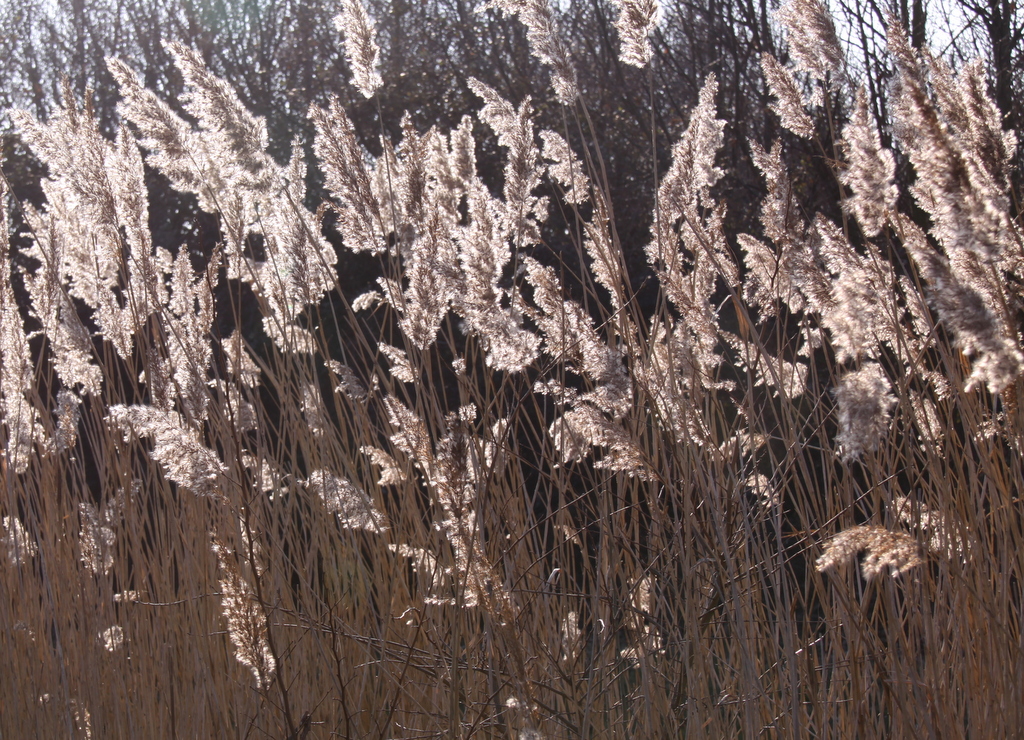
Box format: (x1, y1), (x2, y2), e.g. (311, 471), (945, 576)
(1, 0), (1022, 737)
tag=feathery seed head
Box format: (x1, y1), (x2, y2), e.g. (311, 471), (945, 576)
(484, 0), (578, 103)
(817, 525), (924, 579)
(3, 516), (37, 566)
(212, 540), (276, 687)
(761, 54), (815, 138)
(775, 0), (844, 83)
(841, 88), (897, 236)
(612, 0), (660, 68)
(335, 0), (383, 98)
(306, 470), (388, 532)
(834, 363), (895, 460)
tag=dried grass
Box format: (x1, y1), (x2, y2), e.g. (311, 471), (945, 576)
(2, 5), (1023, 738)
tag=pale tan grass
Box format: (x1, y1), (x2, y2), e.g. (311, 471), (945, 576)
(2, 8), (1023, 739)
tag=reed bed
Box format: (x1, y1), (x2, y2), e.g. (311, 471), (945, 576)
(1, 1), (1022, 737)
